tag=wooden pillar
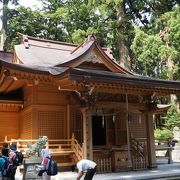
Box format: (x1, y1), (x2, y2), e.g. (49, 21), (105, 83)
(67, 104), (70, 139)
(146, 111), (157, 168)
(81, 108), (93, 160)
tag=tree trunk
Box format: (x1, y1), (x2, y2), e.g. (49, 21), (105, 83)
(116, 1), (131, 71)
(1, 0), (9, 51)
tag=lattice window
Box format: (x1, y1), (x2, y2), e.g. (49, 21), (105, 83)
(38, 111), (65, 139)
(21, 111), (32, 139)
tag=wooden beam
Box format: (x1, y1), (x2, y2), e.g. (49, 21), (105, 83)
(0, 100), (23, 111)
(56, 81), (176, 97)
(95, 102), (148, 112)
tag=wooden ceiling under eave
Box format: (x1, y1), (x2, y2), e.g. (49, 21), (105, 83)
(0, 73), (27, 94)
(0, 64), (52, 94)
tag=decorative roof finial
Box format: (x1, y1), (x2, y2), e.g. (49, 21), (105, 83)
(87, 34), (96, 41)
(23, 35), (29, 49)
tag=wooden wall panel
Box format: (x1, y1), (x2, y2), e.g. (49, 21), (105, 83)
(106, 116), (115, 145)
(24, 84), (69, 107)
(115, 111), (127, 146)
(35, 84), (68, 105)
(23, 86), (33, 108)
(19, 105), (67, 140)
(36, 91), (67, 105)
(129, 113), (146, 138)
(36, 109), (66, 139)
(20, 109), (32, 139)
(70, 106), (83, 144)
(0, 112), (20, 141)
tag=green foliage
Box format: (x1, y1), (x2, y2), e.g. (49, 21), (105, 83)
(131, 29), (165, 77)
(154, 128), (173, 139)
(6, 6), (47, 50)
(1, 0), (179, 73)
(164, 103), (180, 130)
(131, 7), (180, 80)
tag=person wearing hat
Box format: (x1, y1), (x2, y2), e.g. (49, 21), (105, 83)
(71, 159), (97, 180)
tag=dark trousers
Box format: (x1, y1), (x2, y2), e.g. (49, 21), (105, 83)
(84, 167), (96, 180)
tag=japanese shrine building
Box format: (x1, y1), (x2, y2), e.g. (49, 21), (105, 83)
(0, 34), (180, 172)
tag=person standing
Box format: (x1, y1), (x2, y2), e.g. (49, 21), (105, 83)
(38, 149), (51, 180)
(0, 151), (6, 178)
(0, 142), (9, 177)
(2, 143), (9, 157)
(71, 159), (97, 180)
(8, 143), (17, 180)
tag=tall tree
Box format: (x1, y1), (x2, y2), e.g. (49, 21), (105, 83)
(0, 0), (19, 50)
(131, 7), (179, 80)
(6, 6), (46, 50)
(3, 0), (179, 68)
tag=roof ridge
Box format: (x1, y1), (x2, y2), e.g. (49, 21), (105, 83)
(70, 34), (96, 54)
(17, 32), (77, 47)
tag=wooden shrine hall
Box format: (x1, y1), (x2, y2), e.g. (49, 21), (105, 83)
(0, 34), (180, 172)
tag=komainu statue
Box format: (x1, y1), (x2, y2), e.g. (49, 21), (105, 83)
(26, 136), (48, 157)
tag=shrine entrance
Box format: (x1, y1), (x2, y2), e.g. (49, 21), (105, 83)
(92, 115), (106, 146)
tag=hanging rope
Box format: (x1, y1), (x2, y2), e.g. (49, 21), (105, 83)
(126, 93), (132, 169)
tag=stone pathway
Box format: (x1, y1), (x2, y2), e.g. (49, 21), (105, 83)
(15, 162), (180, 180)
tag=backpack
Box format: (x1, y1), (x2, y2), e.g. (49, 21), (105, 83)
(13, 151), (24, 166)
(1, 157), (15, 177)
(46, 157), (58, 176)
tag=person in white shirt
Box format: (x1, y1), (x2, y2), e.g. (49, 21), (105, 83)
(71, 159), (97, 180)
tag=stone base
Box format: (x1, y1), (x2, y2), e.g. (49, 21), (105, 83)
(23, 157), (42, 180)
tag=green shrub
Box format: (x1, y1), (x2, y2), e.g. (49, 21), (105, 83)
(154, 128), (173, 139)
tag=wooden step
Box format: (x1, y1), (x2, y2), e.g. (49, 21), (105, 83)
(51, 150), (74, 156)
(156, 156), (169, 159)
(57, 162), (74, 167)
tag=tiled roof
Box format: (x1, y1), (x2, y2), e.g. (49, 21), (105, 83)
(0, 51), (13, 63)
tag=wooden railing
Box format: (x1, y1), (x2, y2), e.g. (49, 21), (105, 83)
(130, 138), (147, 170)
(96, 157), (112, 173)
(71, 136), (84, 161)
(93, 149), (112, 173)
(3, 135), (83, 162)
(155, 138), (174, 164)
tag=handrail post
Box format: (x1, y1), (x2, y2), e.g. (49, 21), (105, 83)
(82, 143), (84, 159)
(71, 133), (75, 150)
(168, 139), (172, 164)
(45, 141), (49, 149)
(4, 136), (8, 142)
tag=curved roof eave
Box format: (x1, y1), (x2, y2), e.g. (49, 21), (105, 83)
(55, 40), (95, 67)
(94, 43), (134, 75)
(58, 68), (180, 92)
(54, 39), (134, 76)
(0, 60), (68, 75)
